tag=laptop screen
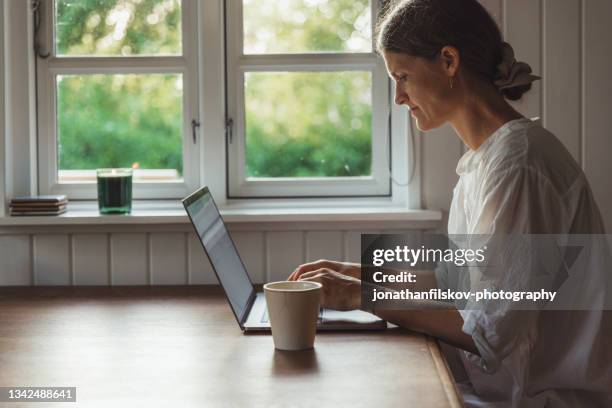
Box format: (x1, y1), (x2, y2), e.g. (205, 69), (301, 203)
(183, 188), (254, 324)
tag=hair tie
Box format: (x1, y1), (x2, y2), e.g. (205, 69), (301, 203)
(494, 42), (541, 90)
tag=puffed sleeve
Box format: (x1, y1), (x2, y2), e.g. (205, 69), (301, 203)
(459, 163), (562, 373)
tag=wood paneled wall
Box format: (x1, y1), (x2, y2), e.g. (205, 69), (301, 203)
(0, 227), (430, 286)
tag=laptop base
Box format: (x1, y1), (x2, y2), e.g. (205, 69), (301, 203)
(243, 292), (387, 332)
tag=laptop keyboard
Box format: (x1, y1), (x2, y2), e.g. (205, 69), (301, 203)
(261, 308), (323, 323)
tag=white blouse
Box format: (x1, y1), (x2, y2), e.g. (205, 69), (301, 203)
(438, 118), (611, 407)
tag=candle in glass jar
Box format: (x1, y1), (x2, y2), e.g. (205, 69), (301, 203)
(97, 168), (133, 214)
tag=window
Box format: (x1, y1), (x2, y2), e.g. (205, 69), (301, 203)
(32, 0), (404, 203)
(36, 0), (199, 199)
(225, 0), (391, 197)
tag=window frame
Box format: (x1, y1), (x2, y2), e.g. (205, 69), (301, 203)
(225, 0), (392, 198)
(35, 0), (201, 199)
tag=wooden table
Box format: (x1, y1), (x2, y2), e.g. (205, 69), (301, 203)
(0, 287), (462, 407)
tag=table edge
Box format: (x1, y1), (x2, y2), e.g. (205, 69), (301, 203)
(426, 336), (465, 408)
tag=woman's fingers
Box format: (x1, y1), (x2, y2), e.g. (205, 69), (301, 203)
(297, 274), (323, 285)
(288, 260), (338, 281)
(287, 262), (314, 281)
(291, 260), (361, 280)
(296, 269), (323, 281)
(298, 268), (361, 310)
(297, 268), (330, 280)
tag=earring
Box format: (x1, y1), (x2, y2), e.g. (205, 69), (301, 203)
(449, 77), (454, 89)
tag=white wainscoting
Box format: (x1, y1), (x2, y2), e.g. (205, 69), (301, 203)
(0, 223), (437, 286)
(421, 0), (612, 232)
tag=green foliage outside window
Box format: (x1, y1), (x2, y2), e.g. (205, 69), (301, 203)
(57, 74), (183, 172)
(245, 71), (372, 177)
(55, 0), (374, 178)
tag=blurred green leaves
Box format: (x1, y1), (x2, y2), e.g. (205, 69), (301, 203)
(243, 0), (371, 54)
(57, 74), (183, 173)
(53, 0), (374, 179)
(56, 0), (181, 56)
(245, 71), (372, 177)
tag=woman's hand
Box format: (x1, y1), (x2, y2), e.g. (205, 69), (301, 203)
(296, 268), (361, 311)
(288, 259), (361, 281)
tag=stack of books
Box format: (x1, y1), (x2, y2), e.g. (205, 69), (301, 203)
(9, 195), (68, 216)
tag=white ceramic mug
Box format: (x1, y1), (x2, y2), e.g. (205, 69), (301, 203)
(263, 281), (322, 351)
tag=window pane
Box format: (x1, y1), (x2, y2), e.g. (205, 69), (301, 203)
(245, 71), (372, 178)
(55, 0), (182, 56)
(243, 0), (371, 54)
(57, 74), (183, 181)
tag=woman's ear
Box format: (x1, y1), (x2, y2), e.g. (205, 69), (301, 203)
(439, 45), (460, 77)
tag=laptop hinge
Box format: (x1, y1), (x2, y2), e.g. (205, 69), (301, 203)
(240, 289), (258, 327)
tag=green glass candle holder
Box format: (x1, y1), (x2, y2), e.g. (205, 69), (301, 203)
(97, 168), (133, 214)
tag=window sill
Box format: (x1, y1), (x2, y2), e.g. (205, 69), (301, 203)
(0, 200), (443, 226)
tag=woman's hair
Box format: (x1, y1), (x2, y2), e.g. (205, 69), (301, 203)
(376, 0), (533, 100)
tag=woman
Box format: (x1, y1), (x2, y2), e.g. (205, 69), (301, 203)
(288, 0), (611, 406)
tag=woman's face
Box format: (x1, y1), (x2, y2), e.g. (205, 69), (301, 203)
(382, 51), (455, 131)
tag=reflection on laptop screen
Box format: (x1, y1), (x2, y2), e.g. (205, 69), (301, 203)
(185, 190), (253, 322)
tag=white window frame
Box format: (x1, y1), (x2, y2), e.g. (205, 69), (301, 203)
(35, 0), (200, 199)
(225, 0), (391, 198)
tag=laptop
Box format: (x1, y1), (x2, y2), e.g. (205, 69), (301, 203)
(182, 186), (387, 332)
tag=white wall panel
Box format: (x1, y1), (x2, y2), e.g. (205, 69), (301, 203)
(232, 231), (265, 283)
(73, 234), (109, 285)
(110, 233), (148, 285)
(543, 0), (581, 161)
(1, 226), (445, 286)
(187, 232), (216, 284)
(150, 233), (187, 285)
(421, 124), (462, 214)
(33, 234), (70, 285)
(4, 0), (36, 199)
(266, 231), (303, 282)
(305, 231), (343, 263)
(583, 0), (612, 232)
(504, 0), (542, 120)
(0, 235), (31, 285)
(344, 230), (381, 264)
(0, 0), (5, 217)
